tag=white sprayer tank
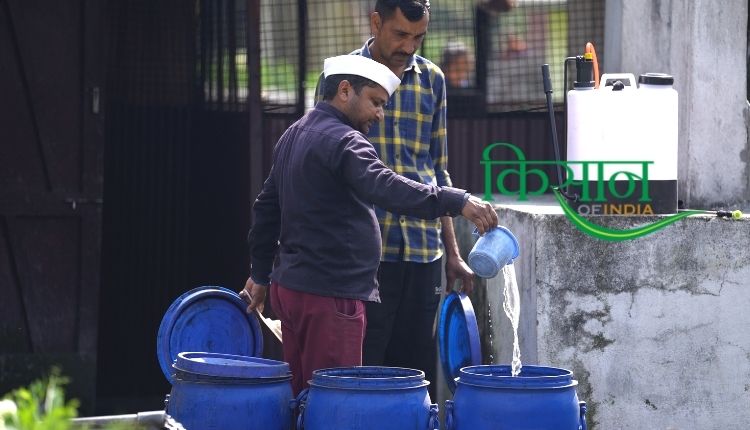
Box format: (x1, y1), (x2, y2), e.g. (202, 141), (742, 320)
(566, 73), (678, 214)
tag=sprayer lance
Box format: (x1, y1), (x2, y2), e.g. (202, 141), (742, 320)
(541, 64), (577, 202)
(542, 64), (553, 95)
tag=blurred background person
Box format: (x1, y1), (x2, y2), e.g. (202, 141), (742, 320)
(441, 41), (473, 89)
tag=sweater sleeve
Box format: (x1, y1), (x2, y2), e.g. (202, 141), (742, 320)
(247, 168), (281, 285)
(336, 132), (466, 218)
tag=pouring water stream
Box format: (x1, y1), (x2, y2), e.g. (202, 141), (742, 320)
(501, 264), (522, 376)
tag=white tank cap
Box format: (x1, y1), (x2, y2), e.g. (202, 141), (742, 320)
(639, 73), (674, 85)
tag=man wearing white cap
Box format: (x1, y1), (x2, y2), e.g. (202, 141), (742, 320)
(242, 55), (497, 395)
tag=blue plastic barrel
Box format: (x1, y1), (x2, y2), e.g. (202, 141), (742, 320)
(445, 365), (587, 430)
(167, 352), (293, 430)
(296, 367), (439, 430)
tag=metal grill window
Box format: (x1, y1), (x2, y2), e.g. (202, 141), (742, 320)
(208, 0), (605, 113)
(197, 0), (248, 111)
(420, 0), (477, 88)
(304, 1), (373, 110)
(478, 0), (605, 112)
(260, 0), (300, 112)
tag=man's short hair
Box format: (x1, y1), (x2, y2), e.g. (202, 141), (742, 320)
(375, 0), (430, 22)
(322, 74), (380, 101)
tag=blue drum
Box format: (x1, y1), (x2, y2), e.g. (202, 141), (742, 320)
(168, 352), (293, 430)
(297, 366), (439, 430)
(157, 287), (291, 429)
(446, 365), (587, 430)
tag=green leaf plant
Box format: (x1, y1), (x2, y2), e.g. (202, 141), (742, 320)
(1, 368), (79, 430)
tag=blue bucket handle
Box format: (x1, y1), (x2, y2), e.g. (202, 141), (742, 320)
(471, 227), (482, 238)
(444, 399), (454, 430)
(290, 388), (309, 430)
(579, 401), (587, 430)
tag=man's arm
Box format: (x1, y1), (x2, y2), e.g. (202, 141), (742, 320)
(442, 195), (502, 294)
(242, 170), (281, 313)
(431, 68), (477, 293)
(337, 133), (466, 219)
(336, 133), (497, 231)
(441, 216), (475, 294)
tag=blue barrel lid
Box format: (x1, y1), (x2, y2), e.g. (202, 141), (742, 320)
(175, 352), (289, 379)
(157, 286), (264, 383)
(437, 292), (481, 393)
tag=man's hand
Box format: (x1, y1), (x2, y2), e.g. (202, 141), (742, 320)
(461, 195), (498, 234)
(239, 277), (267, 314)
(445, 254), (475, 294)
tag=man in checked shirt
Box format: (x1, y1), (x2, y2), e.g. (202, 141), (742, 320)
(319, 0), (480, 397)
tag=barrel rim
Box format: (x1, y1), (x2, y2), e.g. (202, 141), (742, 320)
(173, 351), (290, 379)
(309, 366), (429, 390)
(457, 365), (578, 389)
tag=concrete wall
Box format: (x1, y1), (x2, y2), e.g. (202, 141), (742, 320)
(604, 0), (750, 209)
(455, 205), (750, 429)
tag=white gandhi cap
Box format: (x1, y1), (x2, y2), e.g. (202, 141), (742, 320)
(323, 55), (401, 96)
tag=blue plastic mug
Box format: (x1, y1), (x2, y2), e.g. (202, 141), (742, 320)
(467, 226), (519, 278)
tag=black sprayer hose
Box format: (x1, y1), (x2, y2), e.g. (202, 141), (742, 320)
(541, 64), (563, 187)
(542, 64), (578, 202)
(541, 64), (577, 201)
(562, 56), (576, 164)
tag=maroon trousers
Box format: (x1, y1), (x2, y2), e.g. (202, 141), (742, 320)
(270, 282), (366, 395)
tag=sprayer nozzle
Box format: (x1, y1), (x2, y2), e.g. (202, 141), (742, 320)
(716, 210), (743, 219)
(574, 54), (595, 89)
(541, 64), (552, 94)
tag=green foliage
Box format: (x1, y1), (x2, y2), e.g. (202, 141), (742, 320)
(1, 368), (79, 430)
(0, 370), (155, 430)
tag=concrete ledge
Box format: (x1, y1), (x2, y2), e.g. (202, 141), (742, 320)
(454, 196), (750, 429)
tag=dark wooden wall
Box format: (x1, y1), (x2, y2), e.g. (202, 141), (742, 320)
(0, 0), (105, 413)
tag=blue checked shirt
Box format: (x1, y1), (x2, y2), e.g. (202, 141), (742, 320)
(352, 39), (451, 263)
